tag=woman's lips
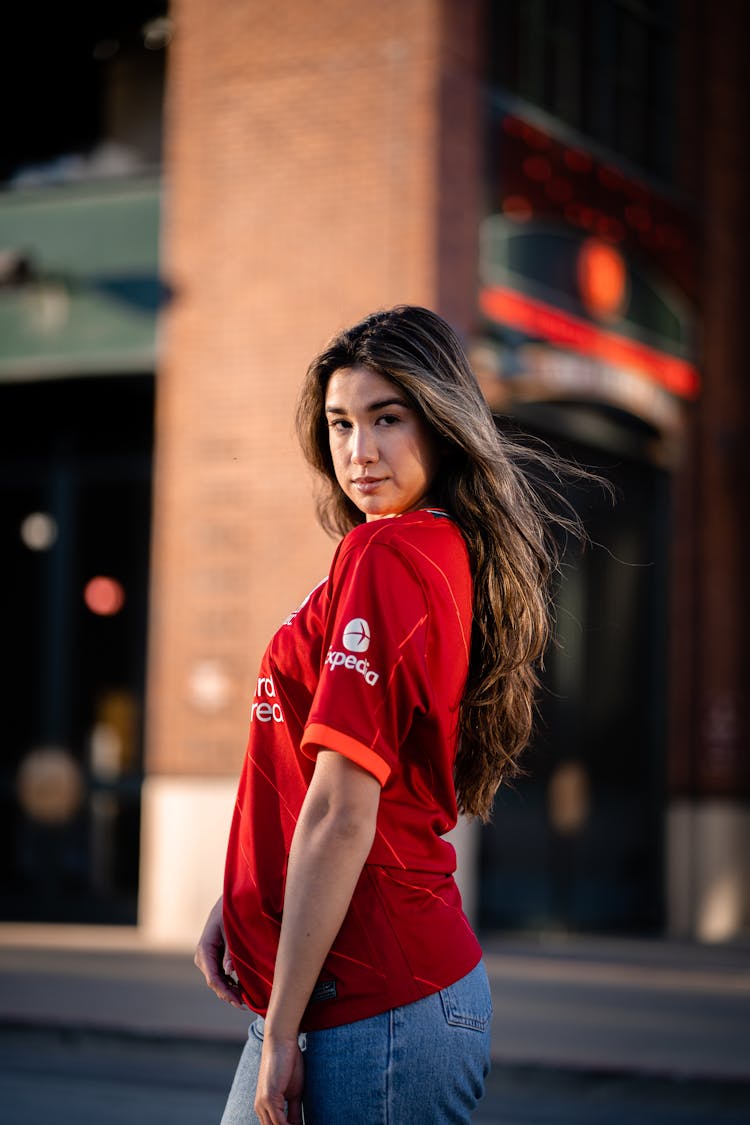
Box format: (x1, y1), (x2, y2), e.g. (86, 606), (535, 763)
(352, 476), (386, 493)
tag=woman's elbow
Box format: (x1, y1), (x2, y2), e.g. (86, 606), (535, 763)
(314, 795), (378, 848)
(305, 770), (380, 850)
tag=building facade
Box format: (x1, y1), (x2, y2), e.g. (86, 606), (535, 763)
(1, 0), (747, 945)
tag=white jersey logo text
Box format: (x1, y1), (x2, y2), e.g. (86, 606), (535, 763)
(324, 648), (380, 686)
(251, 675), (285, 723)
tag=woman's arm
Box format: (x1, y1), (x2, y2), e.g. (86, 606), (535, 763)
(254, 748), (381, 1124)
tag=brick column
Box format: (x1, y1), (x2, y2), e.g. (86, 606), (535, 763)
(140, 0), (483, 943)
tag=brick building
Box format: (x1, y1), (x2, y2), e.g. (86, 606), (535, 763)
(1, 0), (748, 944)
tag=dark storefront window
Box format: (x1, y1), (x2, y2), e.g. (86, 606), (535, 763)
(0, 376), (153, 922)
(479, 0), (691, 935)
(488, 0), (677, 182)
(479, 421), (668, 933)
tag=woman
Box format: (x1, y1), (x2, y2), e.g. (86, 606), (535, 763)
(195, 305), (583, 1123)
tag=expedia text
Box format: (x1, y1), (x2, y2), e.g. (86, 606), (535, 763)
(324, 649), (380, 686)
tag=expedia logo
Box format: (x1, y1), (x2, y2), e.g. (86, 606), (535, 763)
(342, 618), (370, 653)
(325, 618), (379, 685)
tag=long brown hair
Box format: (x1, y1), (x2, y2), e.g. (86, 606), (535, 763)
(296, 305), (596, 821)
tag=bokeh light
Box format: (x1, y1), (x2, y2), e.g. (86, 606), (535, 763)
(16, 746), (84, 825)
(577, 237), (628, 320)
(20, 512), (58, 551)
(188, 659), (232, 712)
(84, 576), (126, 616)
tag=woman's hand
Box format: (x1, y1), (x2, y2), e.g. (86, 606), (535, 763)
(194, 895), (245, 1009)
(254, 1034), (305, 1124)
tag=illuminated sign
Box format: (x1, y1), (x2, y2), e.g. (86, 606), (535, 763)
(489, 111), (696, 300)
(480, 109), (700, 411)
(479, 280), (698, 399)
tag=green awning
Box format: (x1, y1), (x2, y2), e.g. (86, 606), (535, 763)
(0, 177), (162, 380)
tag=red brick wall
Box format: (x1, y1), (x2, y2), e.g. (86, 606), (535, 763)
(668, 0), (750, 798)
(145, 0), (482, 776)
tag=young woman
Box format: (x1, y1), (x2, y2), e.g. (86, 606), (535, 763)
(195, 305), (584, 1124)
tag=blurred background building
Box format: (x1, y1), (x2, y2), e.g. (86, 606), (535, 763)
(1, 0), (747, 945)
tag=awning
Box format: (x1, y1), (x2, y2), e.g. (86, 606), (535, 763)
(0, 176), (162, 380)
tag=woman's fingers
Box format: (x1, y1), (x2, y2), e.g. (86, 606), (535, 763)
(194, 897), (245, 1009)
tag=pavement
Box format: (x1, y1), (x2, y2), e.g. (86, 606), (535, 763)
(1, 924), (750, 1123)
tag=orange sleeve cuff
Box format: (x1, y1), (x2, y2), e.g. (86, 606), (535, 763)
(301, 722), (391, 787)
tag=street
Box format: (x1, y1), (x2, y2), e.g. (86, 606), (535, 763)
(2, 1023), (750, 1124)
(2, 931), (750, 1123)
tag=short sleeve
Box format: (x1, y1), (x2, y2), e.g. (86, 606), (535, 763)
(300, 540), (431, 785)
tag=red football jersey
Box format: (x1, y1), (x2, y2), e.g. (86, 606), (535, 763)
(223, 509), (482, 1031)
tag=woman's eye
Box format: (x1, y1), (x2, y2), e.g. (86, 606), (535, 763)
(378, 414), (400, 426)
(329, 419), (352, 431)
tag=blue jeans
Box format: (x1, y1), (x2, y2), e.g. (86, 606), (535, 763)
(220, 960), (492, 1124)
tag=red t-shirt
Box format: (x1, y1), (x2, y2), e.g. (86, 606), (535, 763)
(223, 509), (482, 1031)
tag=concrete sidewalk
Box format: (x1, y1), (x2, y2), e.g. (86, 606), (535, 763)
(1, 925), (749, 1082)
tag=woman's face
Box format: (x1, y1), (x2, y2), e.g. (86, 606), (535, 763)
(324, 366), (439, 522)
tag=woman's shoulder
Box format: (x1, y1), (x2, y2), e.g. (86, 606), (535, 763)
(328, 512), (472, 621)
(340, 510), (468, 570)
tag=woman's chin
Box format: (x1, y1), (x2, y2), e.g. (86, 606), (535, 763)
(358, 499), (402, 522)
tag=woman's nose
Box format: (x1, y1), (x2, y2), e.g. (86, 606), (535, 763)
(351, 427), (378, 464)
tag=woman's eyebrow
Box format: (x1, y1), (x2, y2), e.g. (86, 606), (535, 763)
(325, 397), (409, 414)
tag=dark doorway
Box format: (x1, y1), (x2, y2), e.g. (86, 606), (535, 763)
(479, 413), (668, 934)
(0, 375), (153, 922)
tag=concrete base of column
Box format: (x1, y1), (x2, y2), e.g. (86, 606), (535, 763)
(447, 816), (480, 928)
(138, 775), (236, 948)
(667, 799), (750, 941)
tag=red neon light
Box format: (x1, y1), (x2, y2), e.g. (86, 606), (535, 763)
(479, 285), (700, 399)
